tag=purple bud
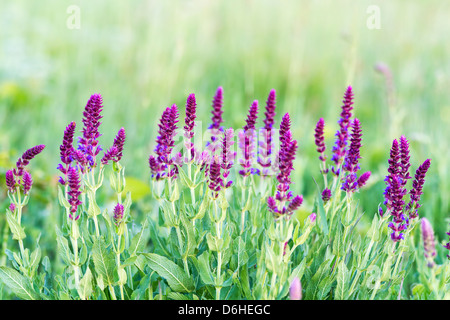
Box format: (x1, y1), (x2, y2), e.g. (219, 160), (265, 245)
(209, 87), (224, 131)
(67, 166), (82, 219)
(221, 128), (235, 188)
(184, 93), (197, 136)
(331, 86), (354, 174)
(243, 100), (259, 131)
(357, 171), (371, 188)
(113, 203), (124, 225)
(289, 277), (302, 300)
(314, 117), (326, 160)
(309, 213), (317, 223)
(407, 159), (431, 219)
(321, 188), (331, 203)
(257, 89), (277, 172)
(101, 127), (126, 165)
(150, 105), (179, 180)
(421, 218), (436, 266)
(22, 170), (33, 195)
(60, 122), (76, 165)
(287, 195), (303, 214)
(78, 93), (104, 170)
(208, 155), (223, 198)
(263, 89), (277, 131)
(342, 118), (362, 175)
(9, 203), (16, 212)
(399, 135), (411, 187)
(184, 93), (197, 161)
(15, 144), (46, 176)
(5, 170), (16, 193)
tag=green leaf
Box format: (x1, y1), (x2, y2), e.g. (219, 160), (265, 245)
(92, 238), (117, 286)
(168, 292), (189, 300)
(335, 261), (349, 300)
(177, 166), (192, 188)
(193, 251), (215, 286)
(86, 189), (101, 217)
(58, 185), (70, 209)
(230, 236), (249, 271)
(206, 233), (223, 252)
(332, 227), (345, 257)
(289, 259), (307, 283)
(192, 196), (210, 220)
(305, 259), (331, 299)
(6, 211), (26, 241)
(29, 246), (41, 277)
(55, 227), (72, 265)
(0, 266), (39, 300)
(179, 211), (196, 257)
(77, 267), (93, 300)
(129, 219), (149, 256)
(142, 253), (194, 293)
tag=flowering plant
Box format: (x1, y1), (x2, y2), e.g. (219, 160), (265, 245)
(0, 86), (448, 300)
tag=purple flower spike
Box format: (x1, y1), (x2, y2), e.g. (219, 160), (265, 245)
(321, 188), (331, 203)
(268, 118), (303, 219)
(243, 100), (259, 132)
(342, 118), (362, 174)
(22, 170), (33, 195)
(67, 166), (82, 219)
(388, 175), (407, 242)
(113, 203), (124, 226)
(78, 93), (104, 170)
(15, 144), (46, 176)
(184, 93), (197, 162)
(150, 105), (179, 180)
(58, 122), (76, 185)
(407, 159), (431, 219)
(421, 218), (436, 266)
(277, 138), (297, 186)
(221, 128), (235, 188)
(384, 139), (400, 210)
(340, 119), (365, 193)
(258, 89), (277, 174)
(5, 170), (16, 193)
(279, 113), (291, 147)
(263, 89), (277, 132)
(60, 122), (76, 165)
(267, 196), (278, 214)
(101, 127), (126, 165)
(287, 195), (303, 214)
(331, 86), (354, 175)
(209, 86), (224, 131)
(101, 146), (118, 165)
(314, 118), (326, 163)
(208, 155), (223, 198)
(399, 135), (411, 187)
(184, 93), (197, 136)
(239, 100), (259, 177)
(357, 171), (371, 188)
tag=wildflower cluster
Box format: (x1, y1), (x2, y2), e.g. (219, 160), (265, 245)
(1, 84), (447, 302)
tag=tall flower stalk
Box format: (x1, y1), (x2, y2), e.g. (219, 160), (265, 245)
(3, 144), (45, 279)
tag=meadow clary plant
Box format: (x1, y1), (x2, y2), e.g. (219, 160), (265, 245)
(0, 85), (448, 300)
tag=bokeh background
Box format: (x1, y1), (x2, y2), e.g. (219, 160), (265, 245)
(0, 0), (449, 266)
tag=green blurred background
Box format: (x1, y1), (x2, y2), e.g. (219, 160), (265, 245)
(0, 0), (449, 258)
